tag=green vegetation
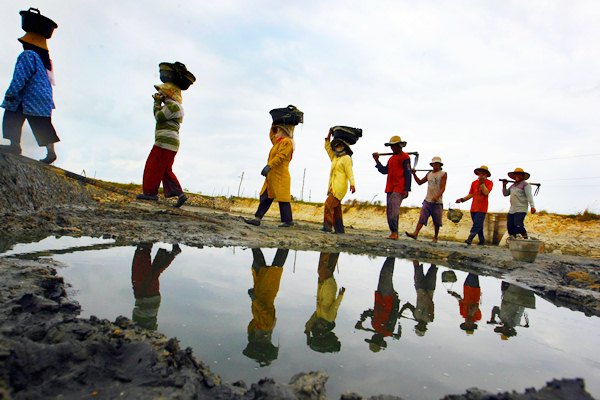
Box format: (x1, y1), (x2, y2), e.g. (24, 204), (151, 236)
(567, 209), (600, 222)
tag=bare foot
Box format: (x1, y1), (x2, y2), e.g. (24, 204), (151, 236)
(432, 238), (438, 243)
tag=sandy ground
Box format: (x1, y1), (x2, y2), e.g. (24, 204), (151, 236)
(1, 152), (599, 399)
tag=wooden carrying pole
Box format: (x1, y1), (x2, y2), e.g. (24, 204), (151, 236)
(499, 179), (541, 195)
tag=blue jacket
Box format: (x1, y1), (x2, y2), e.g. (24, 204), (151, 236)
(1, 50), (54, 117)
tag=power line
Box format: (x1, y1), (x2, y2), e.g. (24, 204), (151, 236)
(457, 153), (600, 168)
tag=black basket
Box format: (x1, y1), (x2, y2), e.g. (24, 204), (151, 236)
(269, 105), (303, 125)
(20, 8), (58, 39)
(159, 62), (196, 90)
(331, 126), (362, 145)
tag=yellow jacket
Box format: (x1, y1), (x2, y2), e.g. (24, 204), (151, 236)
(260, 128), (294, 202)
(249, 266), (283, 331)
(325, 139), (355, 200)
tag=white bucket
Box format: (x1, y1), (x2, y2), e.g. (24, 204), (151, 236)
(507, 238), (542, 263)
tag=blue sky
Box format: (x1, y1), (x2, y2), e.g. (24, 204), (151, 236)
(1, 1), (599, 214)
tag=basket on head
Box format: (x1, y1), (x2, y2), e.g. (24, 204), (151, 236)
(20, 8), (58, 39)
(159, 62), (196, 90)
(331, 126), (362, 145)
(269, 105), (303, 125)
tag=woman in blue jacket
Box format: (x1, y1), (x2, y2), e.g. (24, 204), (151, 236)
(1, 11), (60, 164)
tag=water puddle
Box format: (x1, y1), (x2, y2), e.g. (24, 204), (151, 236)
(2, 238), (599, 399)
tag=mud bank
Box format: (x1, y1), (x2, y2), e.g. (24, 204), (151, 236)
(1, 152), (599, 398)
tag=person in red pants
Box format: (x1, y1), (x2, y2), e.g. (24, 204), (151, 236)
(137, 82), (188, 208)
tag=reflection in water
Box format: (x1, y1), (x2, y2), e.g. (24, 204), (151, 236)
(305, 252), (345, 353)
(448, 273), (482, 334)
(355, 257), (402, 352)
(131, 243), (181, 330)
(243, 248), (289, 366)
(487, 282), (536, 340)
(400, 260), (438, 337)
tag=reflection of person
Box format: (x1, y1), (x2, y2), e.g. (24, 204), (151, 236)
(456, 165), (493, 246)
(355, 257), (401, 352)
(1, 10), (60, 164)
(243, 248), (288, 366)
(305, 252), (345, 353)
(448, 273), (481, 334)
(487, 281), (535, 340)
(372, 136), (412, 240)
(400, 260), (438, 336)
(322, 129), (356, 234)
(245, 124), (295, 227)
(137, 82), (188, 207)
(405, 157), (447, 243)
(501, 168), (536, 239)
(131, 242), (181, 330)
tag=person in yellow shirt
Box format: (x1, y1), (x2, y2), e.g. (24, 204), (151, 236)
(322, 129), (356, 234)
(243, 248), (288, 366)
(305, 252), (345, 353)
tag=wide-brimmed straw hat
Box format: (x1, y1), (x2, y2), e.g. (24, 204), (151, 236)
(430, 156), (443, 166)
(331, 138), (353, 156)
(473, 165), (491, 177)
(384, 135), (406, 147)
(508, 167), (530, 180)
(18, 32), (48, 50)
(154, 82), (182, 103)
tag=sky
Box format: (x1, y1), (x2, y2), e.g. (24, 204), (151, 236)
(1, 1), (599, 214)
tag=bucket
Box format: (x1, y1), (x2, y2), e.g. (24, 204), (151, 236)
(507, 238), (542, 263)
(20, 8), (58, 39)
(269, 105), (303, 125)
(158, 62), (196, 90)
(331, 126), (362, 145)
(485, 213), (508, 245)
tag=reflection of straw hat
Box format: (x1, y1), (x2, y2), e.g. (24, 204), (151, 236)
(474, 165), (491, 177)
(508, 167), (530, 180)
(18, 32), (48, 50)
(384, 135), (407, 147)
(460, 322), (478, 335)
(365, 335), (387, 352)
(430, 156), (443, 166)
(154, 82), (182, 103)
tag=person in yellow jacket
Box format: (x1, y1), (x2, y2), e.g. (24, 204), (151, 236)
(305, 252), (345, 353)
(243, 248), (288, 366)
(245, 124), (295, 227)
(322, 129), (356, 233)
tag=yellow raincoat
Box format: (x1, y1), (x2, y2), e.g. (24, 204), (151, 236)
(260, 126), (294, 202)
(249, 266), (283, 332)
(325, 139), (355, 200)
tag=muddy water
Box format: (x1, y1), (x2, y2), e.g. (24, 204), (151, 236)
(6, 238), (600, 399)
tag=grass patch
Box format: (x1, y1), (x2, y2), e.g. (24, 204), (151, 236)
(567, 209), (600, 222)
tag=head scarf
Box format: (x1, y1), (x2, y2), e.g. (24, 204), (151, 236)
(154, 82), (182, 103)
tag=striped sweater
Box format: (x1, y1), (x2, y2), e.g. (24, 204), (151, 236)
(154, 98), (184, 152)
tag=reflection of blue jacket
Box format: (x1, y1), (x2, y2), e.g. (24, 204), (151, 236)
(1, 51), (54, 117)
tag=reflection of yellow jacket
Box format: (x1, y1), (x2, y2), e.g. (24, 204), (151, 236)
(325, 139), (355, 200)
(249, 266), (284, 332)
(260, 129), (294, 202)
(316, 277), (344, 322)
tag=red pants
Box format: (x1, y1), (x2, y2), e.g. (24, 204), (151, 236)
(323, 194), (344, 233)
(142, 145), (183, 197)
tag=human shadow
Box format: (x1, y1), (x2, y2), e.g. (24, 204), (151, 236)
(131, 242), (181, 330)
(447, 273), (482, 335)
(400, 260), (438, 337)
(305, 252), (345, 353)
(355, 257), (401, 352)
(243, 248), (289, 366)
(487, 281), (536, 340)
